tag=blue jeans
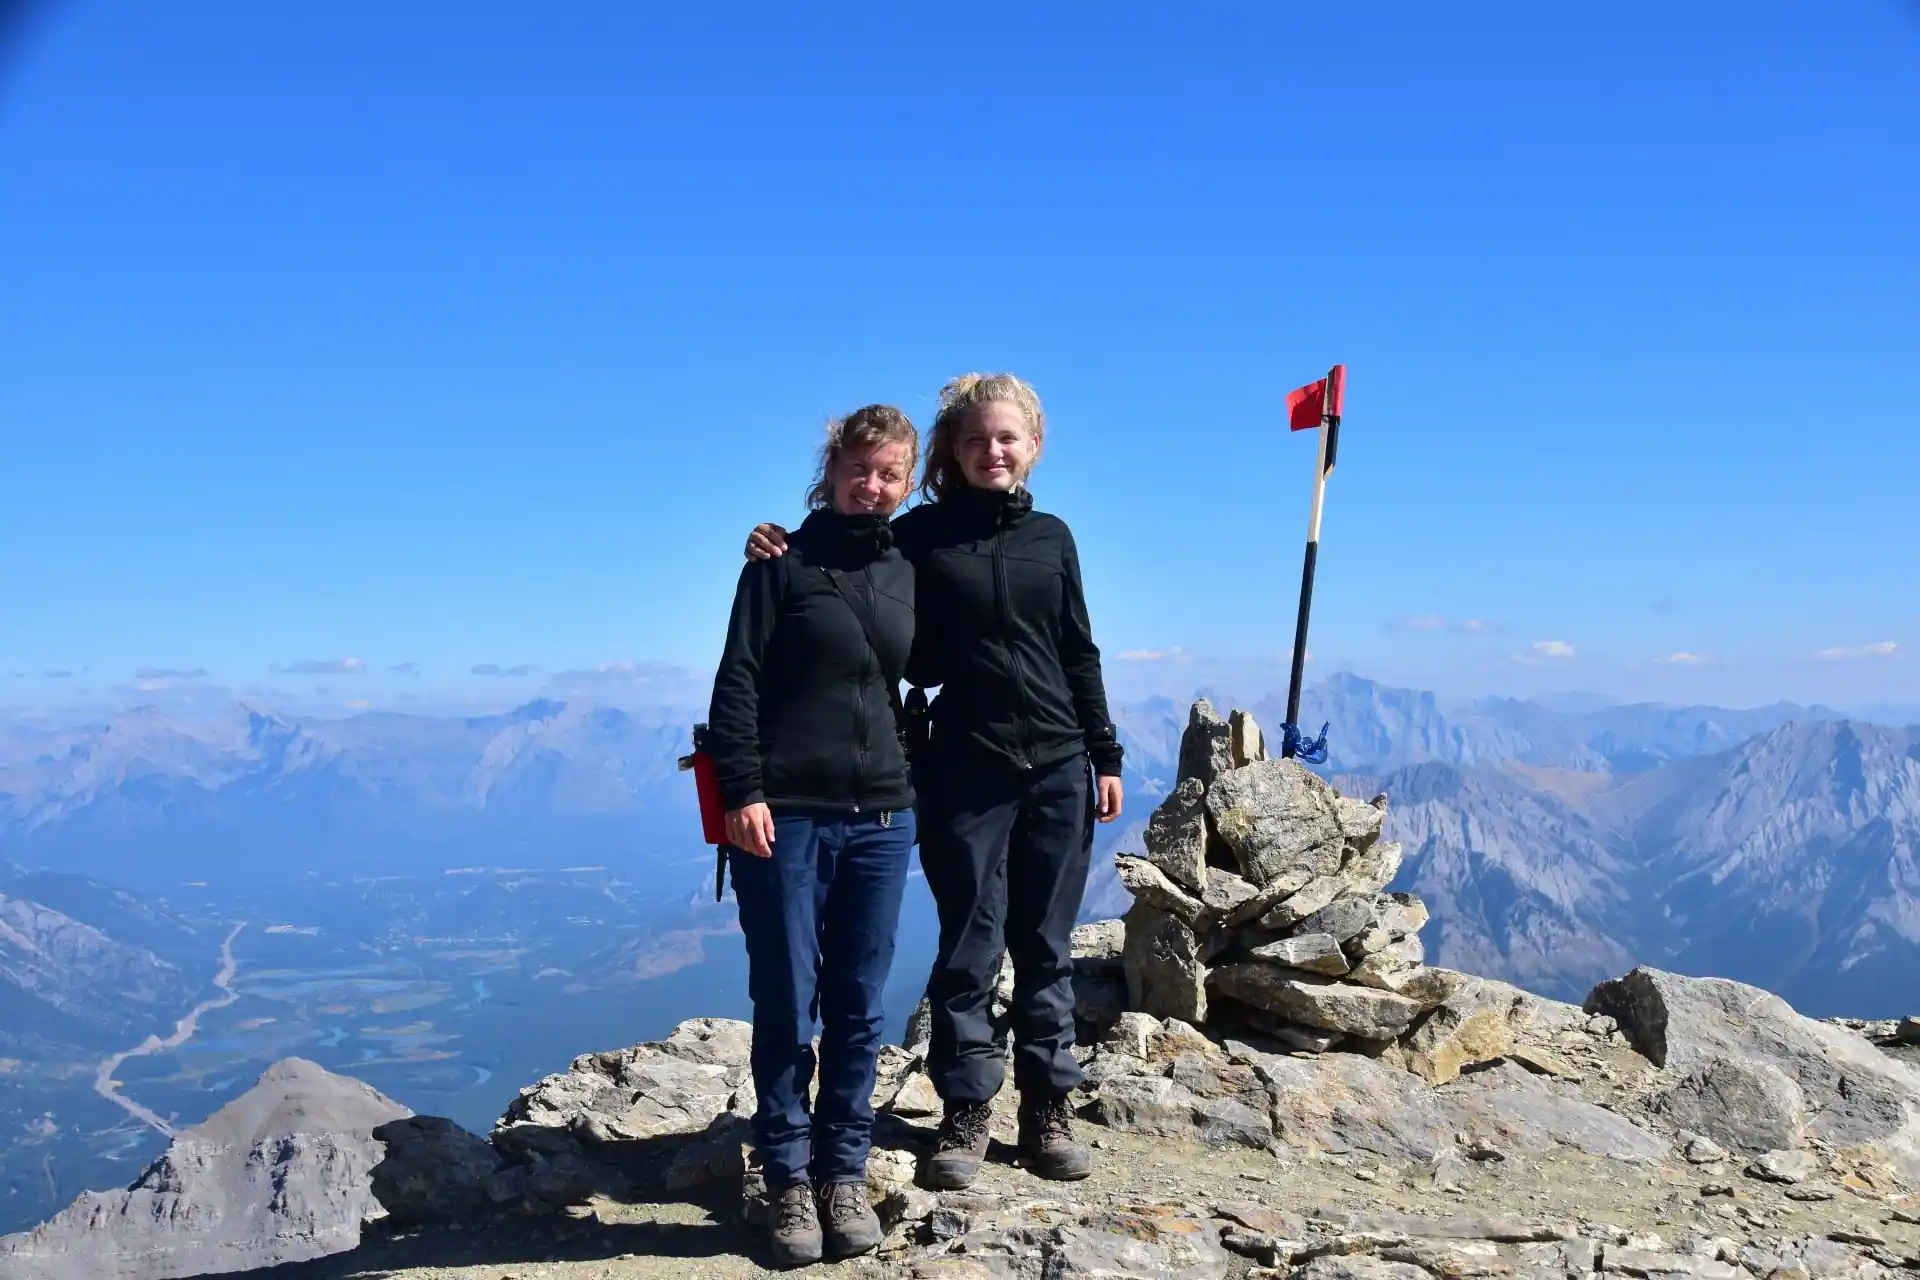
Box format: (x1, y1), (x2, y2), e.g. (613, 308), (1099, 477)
(728, 807), (914, 1188)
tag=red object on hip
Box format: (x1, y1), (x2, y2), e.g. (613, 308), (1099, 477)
(690, 750), (727, 846)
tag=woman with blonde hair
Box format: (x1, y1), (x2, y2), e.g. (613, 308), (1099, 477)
(708, 404), (919, 1265)
(747, 374), (1124, 1191)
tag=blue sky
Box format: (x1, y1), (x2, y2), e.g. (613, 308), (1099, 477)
(2, 1), (1916, 717)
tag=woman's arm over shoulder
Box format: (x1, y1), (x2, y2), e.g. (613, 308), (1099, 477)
(706, 556), (788, 808)
(1055, 521), (1124, 778)
(889, 502), (938, 564)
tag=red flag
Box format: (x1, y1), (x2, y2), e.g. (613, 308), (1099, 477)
(1285, 364), (1347, 431)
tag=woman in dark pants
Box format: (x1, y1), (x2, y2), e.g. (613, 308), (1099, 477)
(707, 404), (919, 1266)
(747, 373), (1124, 1191)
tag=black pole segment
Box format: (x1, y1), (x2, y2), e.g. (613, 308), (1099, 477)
(1282, 538), (1319, 755)
(1322, 415), (1341, 474)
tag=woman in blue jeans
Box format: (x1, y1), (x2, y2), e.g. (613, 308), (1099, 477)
(705, 403), (919, 1267)
(746, 374), (1126, 1192)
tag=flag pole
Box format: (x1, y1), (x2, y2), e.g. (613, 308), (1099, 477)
(1282, 369), (1341, 757)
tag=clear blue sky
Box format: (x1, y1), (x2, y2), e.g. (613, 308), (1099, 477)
(3, 1), (1916, 716)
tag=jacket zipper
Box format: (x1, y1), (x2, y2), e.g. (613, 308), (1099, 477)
(991, 522), (1035, 770)
(852, 569), (871, 808)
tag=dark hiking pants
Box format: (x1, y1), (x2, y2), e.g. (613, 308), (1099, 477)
(919, 751), (1094, 1104)
(729, 807), (914, 1188)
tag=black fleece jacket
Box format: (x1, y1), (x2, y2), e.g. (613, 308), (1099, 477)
(707, 510), (916, 813)
(895, 487), (1123, 778)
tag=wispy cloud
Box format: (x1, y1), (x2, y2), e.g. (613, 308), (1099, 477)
(541, 660), (707, 707)
(272, 658), (367, 675)
(388, 661), (421, 676)
(1656, 652), (1709, 665)
(472, 663), (540, 677)
(1386, 614), (1501, 635)
(134, 666), (210, 680)
(42, 669), (73, 678)
(1515, 639), (1577, 665)
(1814, 641), (1899, 661)
(1118, 646), (1190, 663)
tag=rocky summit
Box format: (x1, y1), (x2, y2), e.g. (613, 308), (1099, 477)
(0, 1058), (411, 1280)
(7, 701), (1920, 1280)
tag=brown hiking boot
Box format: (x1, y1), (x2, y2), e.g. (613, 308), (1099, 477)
(921, 1099), (994, 1189)
(767, 1181), (822, 1268)
(818, 1179), (882, 1258)
(1018, 1091), (1091, 1181)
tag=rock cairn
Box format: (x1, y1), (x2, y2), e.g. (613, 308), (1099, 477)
(1115, 699), (1461, 1065)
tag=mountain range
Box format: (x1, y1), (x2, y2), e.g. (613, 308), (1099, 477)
(3, 674), (1917, 1234)
(1100, 674), (1920, 1013)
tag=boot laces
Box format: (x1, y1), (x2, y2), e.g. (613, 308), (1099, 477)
(774, 1183), (817, 1233)
(935, 1100), (992, 1153)
(1035, 1094), (1075, 1142)
(821, 1181), (869, 1225)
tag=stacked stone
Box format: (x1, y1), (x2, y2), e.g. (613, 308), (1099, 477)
(1116, 699), (1461, 1054)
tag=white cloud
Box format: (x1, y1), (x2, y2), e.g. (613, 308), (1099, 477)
(273, 658), (366, 676)
(1386, 615), (1502, 636)
(1814, 641), (1899, 661)
(472, 663), (540, 677)
(1118, 646), (1190, 663)
(1531, 640), (1576, 659)
(135, 666), (210, 679)
(1657, 652), (1708, 665)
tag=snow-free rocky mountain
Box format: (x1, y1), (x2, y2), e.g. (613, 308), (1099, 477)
(1101, 676), (1920, 1013)
(4, 677), (1916, 1010)
(5, 717), (1920, 1279)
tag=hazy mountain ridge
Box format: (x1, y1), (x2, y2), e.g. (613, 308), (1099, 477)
(0, 862), (208, 1051)
(0, 701), (702, 887)
(1105, 675), (1919, 1012)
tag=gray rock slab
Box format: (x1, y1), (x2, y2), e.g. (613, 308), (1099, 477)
(1115, 855), (1207, 928)
(1650, 1054), (1807, 1154)
(1124, 901), (1208, 1024)
(1436, 1060), (1667, 1163)
(1230, 709), (1267, 767)
(1249, 932), (1353, 976)
(1085, 1074), (1273, 1149)
(1211, 964), (1425, 1039)
(1143, 776), (1210, 893)
(1259, 874), (1349, 931)
(1586, 966), (1920, 1175)
(368, 1115), (504, 1225)
(1342, 839), (1404, 896)
(1206, 757), (1347, 887)
(1246, 1046), (1457, 1161)
(1308, 1207), (1574, 1242)
(1177, 698), (1237, 791)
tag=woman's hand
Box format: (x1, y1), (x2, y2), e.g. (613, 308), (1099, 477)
(725, 803), (776, 857)
(745, 524), (790, 561)
(1095, 775), (1124, 823)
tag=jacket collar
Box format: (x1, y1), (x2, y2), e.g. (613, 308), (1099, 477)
(943, 484), (1034, 529)
(798, 508), (894, 557)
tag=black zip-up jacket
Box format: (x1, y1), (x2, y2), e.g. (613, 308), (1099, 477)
(707, 509), (916, 813)
(895, 487), (1123, 778)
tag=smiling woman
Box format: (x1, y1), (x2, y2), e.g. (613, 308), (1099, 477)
(704, 402), (921, 1265)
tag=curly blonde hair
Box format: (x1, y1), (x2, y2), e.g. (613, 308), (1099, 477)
(805, 403), (920, 511)
(919, 373), (1046, 502)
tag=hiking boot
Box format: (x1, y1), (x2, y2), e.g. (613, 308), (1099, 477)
(921, 1099), (994, 1189)
(1018, 1091), (1091, 1181)
(767, 1180), (823, 1268)
(818, 1179), (883, 1258)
